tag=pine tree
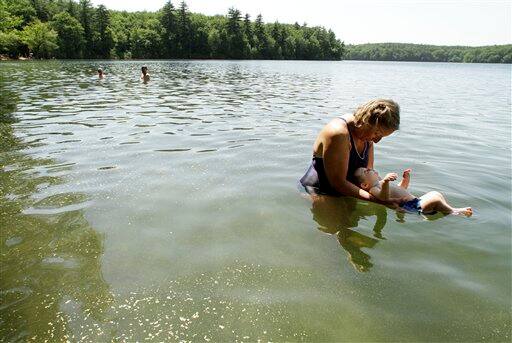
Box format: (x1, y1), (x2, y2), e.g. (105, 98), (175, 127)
(226, 7), (244, 58)
(66, 0), (79, 19)
(254, 14), (269, 58)
(94, 5), (113, 58)
(160, 0), (176, 57)
(176, 1), (191, 58)
(243, 13), (253, 48)
(79, 0), (94, 58)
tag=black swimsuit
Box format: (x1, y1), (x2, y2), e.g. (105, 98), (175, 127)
(299, 118), (369, 195)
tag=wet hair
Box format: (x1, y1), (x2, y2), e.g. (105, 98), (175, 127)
(353, 99), (400, 131)
(141, 66), (148, 73)
(97, 68), (103, 73)
(354, 167), (367, 184)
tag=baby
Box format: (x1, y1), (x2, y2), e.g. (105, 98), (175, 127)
(354, 167), (472, 216)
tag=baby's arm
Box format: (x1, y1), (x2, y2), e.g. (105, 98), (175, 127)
(371, 173), (398, 201)
(368, 186), (383, 200)
(398, 169), (411, 189)
(381, 173), (397, 200)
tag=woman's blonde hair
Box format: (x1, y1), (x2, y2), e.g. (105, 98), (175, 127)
(353, 99), (400, 131)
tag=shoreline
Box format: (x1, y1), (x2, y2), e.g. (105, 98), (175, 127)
(1, 56), (510, 64)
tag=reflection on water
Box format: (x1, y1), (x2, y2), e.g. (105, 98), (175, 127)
(0, 81), (18, 125)
(309, 193), (456, 272)
(0, 88), (111, 341)
(309, 195), (388, 272)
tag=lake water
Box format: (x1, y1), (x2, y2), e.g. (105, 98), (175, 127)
(0, 60), (510, 341)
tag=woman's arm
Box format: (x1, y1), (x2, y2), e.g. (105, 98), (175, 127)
(381, 181), (390, 201)
(321, 124), (401, 206)
(322, 128), (375, 201)
(367, 142), (374, 169)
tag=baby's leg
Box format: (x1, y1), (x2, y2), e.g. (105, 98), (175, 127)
(419, 191), (472, 217)
(398, 169), (411, 189)
(419, 191), (452, 214)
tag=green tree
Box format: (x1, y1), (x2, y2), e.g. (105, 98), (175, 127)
(131, 27), (161, 59)
(226, 7), (245, 58)
(66, 0), (79, 18)
(5, 0), (36, 28)
(243, 13), (253, 49)
(0, 31), (23, 56)
(31, 0), (52, 21)
(254, 14), (268, 58)
(190, 14), (210, 58)
(502, 53), (512, 63)
(432, 48), (447, 61)
(51, 11), (83, 58)
(79, 0), (94, 58)
(327, 29), (343, 59)
(94, 4), (113, 58)
(159, 0), (176, 57)
(0, 1), (24, 57)
(22, 20), (58, 58)
(176, 1), (191, 57)
(207, 27), (221, 57)
(270, 22), (284, 58)
(109, 10), (131, 58)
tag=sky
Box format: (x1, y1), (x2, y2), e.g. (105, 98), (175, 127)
(90, 0), (511, 46)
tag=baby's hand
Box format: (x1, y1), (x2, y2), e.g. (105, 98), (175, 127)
(403, 169), (412, 178)
(383, 173), (398, 182)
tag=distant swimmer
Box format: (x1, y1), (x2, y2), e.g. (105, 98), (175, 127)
(141, 66), (150, 82)
(98, 68), (105, 79)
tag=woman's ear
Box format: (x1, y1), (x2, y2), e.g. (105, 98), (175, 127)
(361, 182), (370, 190)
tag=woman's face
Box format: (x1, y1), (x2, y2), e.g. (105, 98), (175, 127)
(359, 125), (395, 143)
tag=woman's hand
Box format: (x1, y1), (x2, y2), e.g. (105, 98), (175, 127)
(373, 196), (407, 209)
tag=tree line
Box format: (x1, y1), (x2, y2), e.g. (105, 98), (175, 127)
(345, 43), (512, 64)
(0, 0), (344, 60)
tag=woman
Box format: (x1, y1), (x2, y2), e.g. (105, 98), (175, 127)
(300, 99), (401, 205)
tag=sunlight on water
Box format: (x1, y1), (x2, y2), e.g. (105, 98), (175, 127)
(1, 60), (510, 341)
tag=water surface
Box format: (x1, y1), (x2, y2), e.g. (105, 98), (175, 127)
(1, 60), (510, 341)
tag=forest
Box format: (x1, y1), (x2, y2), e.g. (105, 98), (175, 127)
(345, 43), (512, 64)
(0, 0), (345, 60)
(1, 1), (509, 63)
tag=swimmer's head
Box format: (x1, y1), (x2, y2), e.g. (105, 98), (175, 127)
(141, 66), (148, 75)
(354, 167), (379, 190)
(97, 68), (103, 74)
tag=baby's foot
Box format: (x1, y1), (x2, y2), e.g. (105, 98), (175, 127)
(452, 207), (473, 217)
(402, 168), (411, 178)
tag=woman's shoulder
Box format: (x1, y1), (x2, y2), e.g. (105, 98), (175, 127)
(314, 115), (352, 157)
(323, 115), (351, 137)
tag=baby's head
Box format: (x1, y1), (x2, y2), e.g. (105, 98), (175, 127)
(354, 167), (380, 190)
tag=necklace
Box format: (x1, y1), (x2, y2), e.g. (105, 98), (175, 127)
(345, 118), (367, 160)
(353, 137), (367, 160)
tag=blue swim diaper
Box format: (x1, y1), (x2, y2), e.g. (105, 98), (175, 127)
(400, 198), (422, 213)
